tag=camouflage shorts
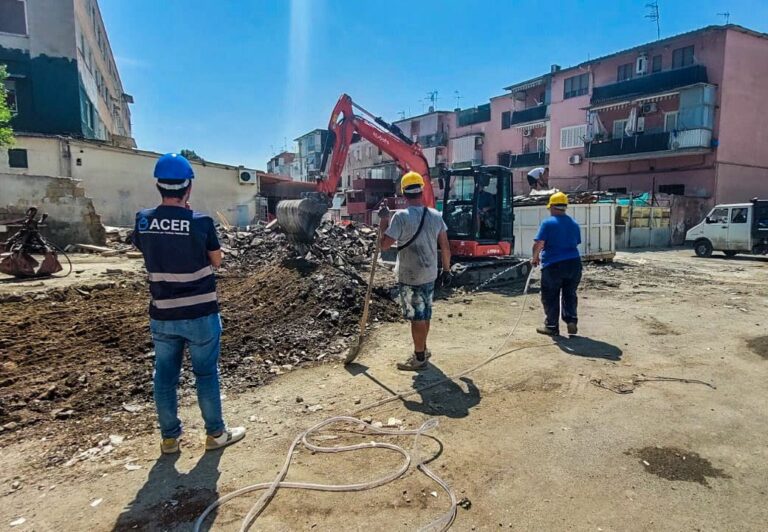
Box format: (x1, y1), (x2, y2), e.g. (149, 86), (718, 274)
(398, 282), (435, 321)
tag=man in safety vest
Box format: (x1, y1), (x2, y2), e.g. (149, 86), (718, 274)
(531, 191), (582, 336)
(133, 153), (245, 454)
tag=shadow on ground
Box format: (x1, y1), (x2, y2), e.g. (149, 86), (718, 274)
(113, 449), (223, 531)
(554, 335), (623, 361)
(401, 364), (480, 418)
(345, 362), (481, 418)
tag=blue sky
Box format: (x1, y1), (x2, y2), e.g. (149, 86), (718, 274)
(100, 0), (768, 170)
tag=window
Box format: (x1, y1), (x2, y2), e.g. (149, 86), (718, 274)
(731, 208), (748, 224)
(613, 119), (628, 139)
(659, 184), (685, 196)
(563, 73), (589, 99)
(652, 54), (662, 73)
(664, 111), (678, 132)
(0, 0), (27, 35)
(617, 63), (633, 82)
(608, 187), (628, 194)
(501, 111), (511, 130)
(8, 148), (28, 168)
(672, 45), (694, 68)
(536, 137), (547, 153)
(708, 207), (728, 223)
(560, 124), (587, 149)
(3, 79), (17, 115)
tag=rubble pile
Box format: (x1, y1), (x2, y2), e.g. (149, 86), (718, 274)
(0, 220), (399, 461)
(219, 220), (386, 276)
(513, 190), (603, 207)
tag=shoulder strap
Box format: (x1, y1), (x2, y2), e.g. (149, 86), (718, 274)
(396, 207), (428, 253)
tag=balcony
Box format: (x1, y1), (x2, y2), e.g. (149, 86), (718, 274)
(418, 132), (448, 148)
(498, 151), (549, 168)
(591, 65), (708, 105)
(586, 129), (711, 160)
(510, 105), (547, 126)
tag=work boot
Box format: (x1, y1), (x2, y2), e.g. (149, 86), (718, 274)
(160, 437), (180, 455)
(567, 322), (578, 335)
(205, 427), (246, 451)
(536, 326), (559, 336)
(396, 353), (428, 371)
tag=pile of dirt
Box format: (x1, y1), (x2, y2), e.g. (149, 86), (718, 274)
(0, 221), (399, 466)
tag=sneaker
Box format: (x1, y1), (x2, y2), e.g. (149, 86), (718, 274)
(161, 437), (180, 455)
(566, 322), (578, 335)
(424, 349), (432, 361)
(205, 427), (246, 451)
(396, 354), (429, 371)
(536, 326), (560, 336)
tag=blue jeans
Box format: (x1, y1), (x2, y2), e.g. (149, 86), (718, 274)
(541, 258), (582, 331)
(150, 313), (224, 438)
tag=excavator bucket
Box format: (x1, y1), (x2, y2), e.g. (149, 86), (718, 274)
(38, 252), (63, 276)
(275, 195), (330, 244)
(0, 252), (39, 277)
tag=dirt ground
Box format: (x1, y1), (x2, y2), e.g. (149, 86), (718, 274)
(1, 249), (767, 531)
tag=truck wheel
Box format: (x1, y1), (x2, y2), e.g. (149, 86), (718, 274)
(694, 239), (713, 258)
(723, 250), (738, 258)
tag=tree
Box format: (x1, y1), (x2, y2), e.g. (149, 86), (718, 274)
(180, 148), (202, 162)
(0, 65), (14, 147)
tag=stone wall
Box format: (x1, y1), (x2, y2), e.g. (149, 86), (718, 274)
(0, 173), (105, 246)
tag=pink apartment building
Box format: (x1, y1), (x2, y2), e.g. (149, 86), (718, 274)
(331, 25), (768, 204)
(504, 24), (768, 203)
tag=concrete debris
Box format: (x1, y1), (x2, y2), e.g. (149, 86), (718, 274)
(10, 518), (26, 527)
(384, 417), (403, 427)
(121, 403), (143, 413)
(124, 463), (142, 471)
(90, 498), (103, 507)
(306, 404), (324, 413)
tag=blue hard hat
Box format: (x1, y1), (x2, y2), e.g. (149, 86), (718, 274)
(154, 153), (195, 181)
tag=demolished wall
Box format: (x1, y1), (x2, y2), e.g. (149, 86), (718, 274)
(0, 173), (106, 246)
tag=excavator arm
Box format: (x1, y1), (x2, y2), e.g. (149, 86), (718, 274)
(277, 94), (435, 244)
(318, 94), (435, 207)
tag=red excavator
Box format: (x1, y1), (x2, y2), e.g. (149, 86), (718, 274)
(276, 94), (529, 287)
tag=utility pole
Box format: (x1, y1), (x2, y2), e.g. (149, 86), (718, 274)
(454, 90), (463, 109)
(646, 1), (661, 40)
(717, 11), (730, 24)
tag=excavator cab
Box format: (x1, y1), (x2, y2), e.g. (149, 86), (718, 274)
(441, 165), (514, 258)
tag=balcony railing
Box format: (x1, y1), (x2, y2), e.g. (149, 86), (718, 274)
(498, 151), (549, 168)
(418, 132), (448, 148)
(587, 132), (675, 158)
(510, 105), (547, 126)
(591, 65), (708, 105)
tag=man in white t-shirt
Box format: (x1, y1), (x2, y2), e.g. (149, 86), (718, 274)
(527, 167), (549, 191)
(379, 172), (451, 371)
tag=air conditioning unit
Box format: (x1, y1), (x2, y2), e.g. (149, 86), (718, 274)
(641, 102), (657, 114)
(522, 129), (532, 137)
(636, 116), (645, 133)
(636, 54), (648, 75)
(238, 168), (256, 185)
(568, 154), (582, 165)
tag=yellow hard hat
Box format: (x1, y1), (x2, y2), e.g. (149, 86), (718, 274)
(401, 171), (425, 194)
(547, 191), (569, 209)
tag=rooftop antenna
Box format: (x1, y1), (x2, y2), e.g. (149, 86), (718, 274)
(454, 90), (463, 109)
(397, 111), (406, 120)
(646, 1), (661, 40)
(717, 11), (730, 24)
(426, 90), (438, 112)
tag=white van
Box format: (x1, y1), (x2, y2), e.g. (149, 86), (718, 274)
(685, 199), (768, 257)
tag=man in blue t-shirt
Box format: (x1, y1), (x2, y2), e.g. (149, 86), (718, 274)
(531, 192), (582, 336)
(133, 153), (245, 455)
